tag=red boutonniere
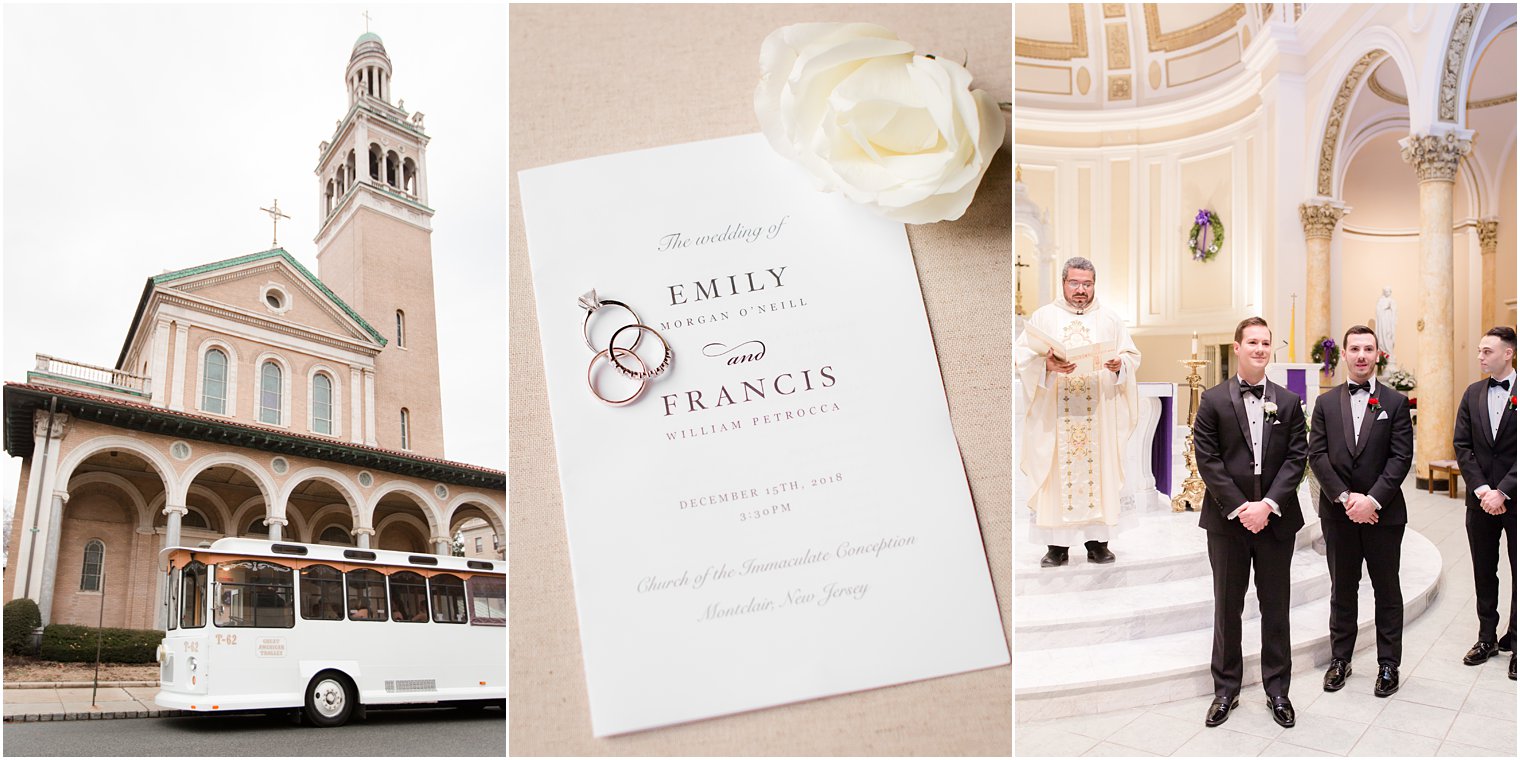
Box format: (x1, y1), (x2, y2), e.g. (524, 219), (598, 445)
(1510, 395), (1517, 411)
(1367, 397), (1381, 411)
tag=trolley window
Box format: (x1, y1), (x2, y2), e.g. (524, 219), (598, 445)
(466, 575), (505, 626)
(346, 568), (388, 621)
(300, 564), (345, 621)
(215, 561), (295, 629)
(428, 573), (468, 624)
(181, 561), (207, 629)
(389, 571), (430, 623)
(167, 566), (180, 631)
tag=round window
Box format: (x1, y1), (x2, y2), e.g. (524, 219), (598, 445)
(265, 291), (284, 309)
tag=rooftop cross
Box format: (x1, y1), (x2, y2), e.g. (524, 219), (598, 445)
(362, 10), (372, 33)
(259, 199), (291, 248)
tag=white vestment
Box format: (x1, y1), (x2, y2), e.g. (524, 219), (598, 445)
(1016, 297), (1141, 546)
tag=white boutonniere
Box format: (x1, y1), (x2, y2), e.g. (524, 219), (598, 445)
(1263, 401), (1279, 423)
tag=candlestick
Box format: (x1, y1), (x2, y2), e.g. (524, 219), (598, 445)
(1173, 358), (1211, 513)
(1191, 331), (1199, 359)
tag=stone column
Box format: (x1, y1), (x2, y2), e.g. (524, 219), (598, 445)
(163, 503), (188, 549)
(353, 527), (374, 550)
(36, 491), (69, 625)
(432, 535), (452, 557)
(1400, 131), (1474, 483)
(1478, 219), (1500, 331)
(265, 516), (288, 543)
(1299, 201), (1350, 361)
(14, 411), (69, 608)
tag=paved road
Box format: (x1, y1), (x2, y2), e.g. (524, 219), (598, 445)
(3, 706), (505, 756)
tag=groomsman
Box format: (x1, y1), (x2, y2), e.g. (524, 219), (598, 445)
(1308, 325), (1413, 697)
(1193, 317), (1308, 728)
(1453, 326), (1518, 680)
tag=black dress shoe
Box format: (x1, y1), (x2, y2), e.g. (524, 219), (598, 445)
(1464, 640), (1500, 665)
(1323, 658), (1351, 691)
(1510, 653), (1515, 681)
(1204, 696), (1239, 727)
(1500, 631), (1515, 653)
(1040, 546), (1069, 568)
(1373, 665), (1400, 697)
(1268, 696), (1296, 728)
(1084, 540), (1116, 564)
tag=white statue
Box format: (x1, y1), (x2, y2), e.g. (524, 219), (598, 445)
(1375, 286), (1397, 359)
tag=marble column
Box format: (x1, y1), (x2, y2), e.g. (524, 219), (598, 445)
(1478, 219), (1500, 332)
(353, 527), (374, 550)
(1299, 201), (1349, 359)
(433, 535), (452, 557)
(1400, 131), (1473, 482)
(163, 503), (188, 548)
(36, 491), (69, 626)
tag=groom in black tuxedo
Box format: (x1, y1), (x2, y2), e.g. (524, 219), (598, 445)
(1453, 325), (1518, 680)
(1193, 317), (1307, 729)
(1308, 325), (1413, 697)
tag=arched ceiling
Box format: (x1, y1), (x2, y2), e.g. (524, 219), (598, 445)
(1016, 3), (1273, 109)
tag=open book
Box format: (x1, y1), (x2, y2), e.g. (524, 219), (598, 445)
(1021, 321), (1117, 375)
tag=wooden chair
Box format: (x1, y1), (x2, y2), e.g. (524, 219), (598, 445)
(1428, 460), (1461, 499)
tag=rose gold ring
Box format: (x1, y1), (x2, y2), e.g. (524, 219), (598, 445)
(587, 347), (648, 406)
(608, 324), (672, 380)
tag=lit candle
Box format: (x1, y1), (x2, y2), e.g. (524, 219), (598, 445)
(1191, 331), (1199, 359)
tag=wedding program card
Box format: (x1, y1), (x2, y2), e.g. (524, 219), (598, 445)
(518, 133), (1008, 736)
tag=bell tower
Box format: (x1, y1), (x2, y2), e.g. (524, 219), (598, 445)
(314, 32), (444, 456)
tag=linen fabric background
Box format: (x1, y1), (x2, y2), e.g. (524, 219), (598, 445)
(508, 4), (1011, 754)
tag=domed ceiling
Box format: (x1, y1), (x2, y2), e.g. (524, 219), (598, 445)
(1016, 3), (1278, 108)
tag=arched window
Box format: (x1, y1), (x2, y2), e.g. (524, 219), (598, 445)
(402, 158), (417, 196)
(259, 361), (282, 424)
(369, 143), (382, 181)
(385, 151), (399, 187)
(181, 509), (209, 530)
(400, 408), (411, 450)
(80, 539), (105, 591)
(318, 526), (352, 545)
(202, 349), (228, 414)
(395, 310), (406, 347)
(246, 518), (269, 537)
(312, 373), (334, 435)
(325, 180), (335, 216)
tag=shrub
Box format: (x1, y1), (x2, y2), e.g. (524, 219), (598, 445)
(3, 598), (42, 655)
(39, 624), (162, 663)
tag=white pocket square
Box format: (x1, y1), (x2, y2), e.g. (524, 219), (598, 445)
(1377, 411), (1389, 420)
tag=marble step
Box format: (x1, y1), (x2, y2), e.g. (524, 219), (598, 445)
(1015, 508), (1323, 595)
(1017, 544), (1332, 649)
(1014, 529), (1443, 720)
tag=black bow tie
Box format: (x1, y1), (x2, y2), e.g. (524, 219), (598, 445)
(1240, 381), (1264, 399)
(1490, 378), (1512, 391)
(1350, 381), (1371, 394)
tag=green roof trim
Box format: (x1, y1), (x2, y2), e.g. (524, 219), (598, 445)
(154, 248), (388, 347)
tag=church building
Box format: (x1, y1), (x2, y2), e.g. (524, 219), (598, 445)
(3, 32), (505, 630)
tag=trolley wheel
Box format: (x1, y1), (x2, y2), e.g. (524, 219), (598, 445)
(303, 672), (355, 727)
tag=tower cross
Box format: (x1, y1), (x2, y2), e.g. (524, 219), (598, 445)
(362, 10), (372, 32)
(260, 199), (291, 248)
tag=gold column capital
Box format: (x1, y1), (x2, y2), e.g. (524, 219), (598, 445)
(1477, 219), (1500, 253)
(1399, 132), (1473, 183)
(1298, 202), (1348, 239)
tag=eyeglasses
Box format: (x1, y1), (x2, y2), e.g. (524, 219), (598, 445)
(1064, 281), (1094, 290)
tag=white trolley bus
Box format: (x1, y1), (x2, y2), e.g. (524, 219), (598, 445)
(155, 537), (504, 726)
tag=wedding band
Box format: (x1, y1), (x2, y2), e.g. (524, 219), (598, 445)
(609, 324), (672, 380)
(579, 289), (643, 353)
(587, 347), (649, 406)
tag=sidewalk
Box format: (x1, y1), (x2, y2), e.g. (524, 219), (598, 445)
(2, 682), (182, 722)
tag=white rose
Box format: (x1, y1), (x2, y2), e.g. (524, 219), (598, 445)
(1263, 402), (1279, 415)
(755, 23), (1006, 224)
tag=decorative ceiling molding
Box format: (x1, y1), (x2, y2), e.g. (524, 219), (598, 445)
(1438, 4), (1481, 122)
(1369, 62), (1513, 109)
(1103, 4), (1126, 19)
(1108, 74), (1133, 101)
(1317, 50), (1386, 197)
(1143, 3), (1246, 53)
(1107, 23), (1131, 69)
(1017, 3), (1089, 61)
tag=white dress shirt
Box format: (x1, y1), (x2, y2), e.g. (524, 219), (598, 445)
(1339, 377), (1382, 512)
(1475, 371), (1516, 500)
(1228, 376), (1281, 520)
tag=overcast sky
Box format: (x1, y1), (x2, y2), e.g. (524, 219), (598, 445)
(1, 4), (507, 500)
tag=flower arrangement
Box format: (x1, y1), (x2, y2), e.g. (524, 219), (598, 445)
(1385, 368), (1417, 391)
(755, 23), (1006, 224)
(1311, 336), (1339, 375)
(1187, 208), (1224, 262)
(1375, 350), (1389, 374)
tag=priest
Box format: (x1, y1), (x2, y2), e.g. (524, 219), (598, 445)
(1016, 256), (1142, 567)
